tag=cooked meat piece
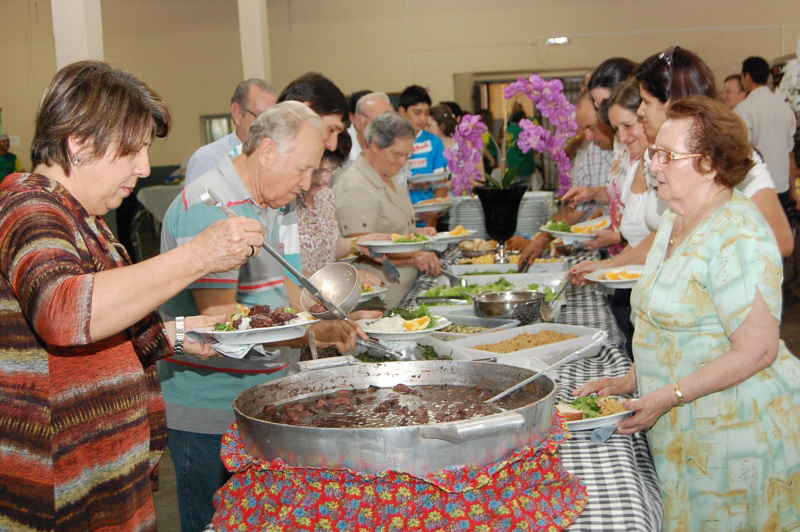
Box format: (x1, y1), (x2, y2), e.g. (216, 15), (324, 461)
(392, 383), (414, 394)
(250, 305), (271, 316)
(270, 308), (295, 325)
(250, 314), (273, 328)
(232, 317), (243, 329)
(309, 303), (326, 314)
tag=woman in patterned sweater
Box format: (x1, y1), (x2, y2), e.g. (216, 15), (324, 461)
(0, 61), (265, 531)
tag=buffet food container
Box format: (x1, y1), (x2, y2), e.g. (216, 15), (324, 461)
(234, 357), (555, 476)
(473, 290), (545, 324)
(446, 323), (605, 369)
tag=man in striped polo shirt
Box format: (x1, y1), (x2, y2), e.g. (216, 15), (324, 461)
(159, 101), (365, 531)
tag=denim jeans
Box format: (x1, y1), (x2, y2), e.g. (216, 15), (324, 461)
(168, 429), (231, 532)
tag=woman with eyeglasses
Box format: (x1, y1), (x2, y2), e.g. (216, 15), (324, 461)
(334, 112), (442, 307)
(572, 46), (794, 285)
(578, 96), (800, 530)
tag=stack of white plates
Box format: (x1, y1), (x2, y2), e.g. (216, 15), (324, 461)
(517, 191), (553, 237)
(448, 196), (487, 238)
(448, 191), (553, 239)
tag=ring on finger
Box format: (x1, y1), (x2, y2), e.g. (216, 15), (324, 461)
(247, 245), (256, 257)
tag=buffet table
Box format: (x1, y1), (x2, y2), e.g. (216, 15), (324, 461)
(402, 248), (664, 531)
(209, 247), (664, 531)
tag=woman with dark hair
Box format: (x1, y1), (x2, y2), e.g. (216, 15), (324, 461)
(427, 104), (457, 150)
(561, 57), (640, 254)
(278, 72), (348, 151)
(575, 96), (800, 530)
(634, 46), (717, 141)
(0, 61), (264, 530)
(587, 57), (639, 108)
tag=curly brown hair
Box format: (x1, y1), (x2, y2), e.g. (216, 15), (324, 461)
(666, 96), (754, 188)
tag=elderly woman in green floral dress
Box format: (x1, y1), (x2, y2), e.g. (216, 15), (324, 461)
(575, 96), (800, 531)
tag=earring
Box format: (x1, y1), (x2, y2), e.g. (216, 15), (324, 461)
(72, 155), (80, 165)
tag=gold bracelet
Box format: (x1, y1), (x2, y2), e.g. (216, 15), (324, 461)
(350, 237), (359, 255)
(673, 381), (685, 407)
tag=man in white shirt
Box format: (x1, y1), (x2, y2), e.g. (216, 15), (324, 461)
(735, 56), (799, 212)
(347, 92), (394, 164)
(519, 91), (614, 267)
(185, 79), (277, 185)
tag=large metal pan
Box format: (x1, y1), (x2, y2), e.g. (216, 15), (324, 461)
(234, 356), (555, 476)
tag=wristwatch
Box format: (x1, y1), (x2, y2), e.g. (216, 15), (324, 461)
(175, 316), (185, 355)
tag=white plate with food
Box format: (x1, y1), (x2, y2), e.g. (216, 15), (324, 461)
(413, 198), (452, 213)
(357, 316), (451, 341)
(571, 216), (611, 235)
(360, 236), (429, 254)
(408, 170), (449, 185)
(191, 319), (318, 346)
(556, 396), (633, 431)
(428, 228), (475, 245)
(540, 224), (597, 244)
(359, 285), (387, 302)
(585, 265), (645, 289)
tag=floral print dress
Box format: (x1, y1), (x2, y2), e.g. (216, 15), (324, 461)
(297, 187), (339, 273)
(630, 192), (800, 531)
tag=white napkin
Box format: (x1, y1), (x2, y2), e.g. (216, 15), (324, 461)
(210, 343), (278, 360)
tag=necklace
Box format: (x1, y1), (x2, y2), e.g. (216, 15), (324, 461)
(669, 187), (725, 246)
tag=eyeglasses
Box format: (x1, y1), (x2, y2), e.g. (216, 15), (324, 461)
(240, 106), (258, 119)
(659, 46), (677, 77)
(648, 145), (702, 164)
(313, 165), (340, 177)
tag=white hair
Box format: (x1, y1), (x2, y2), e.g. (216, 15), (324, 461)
(355, 92), (391, 115)
(242, 101), (322, 155)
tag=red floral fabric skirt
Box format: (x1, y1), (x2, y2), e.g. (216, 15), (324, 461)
(212, 414), (586, 531)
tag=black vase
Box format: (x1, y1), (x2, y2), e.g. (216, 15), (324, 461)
(474, 185), (527, 263)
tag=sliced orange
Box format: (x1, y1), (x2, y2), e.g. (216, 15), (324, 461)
(572, 225), (591, 234)
(403, 316), (430, 331)
(391, 233), (404, 242)
(450, 225), (468, 236)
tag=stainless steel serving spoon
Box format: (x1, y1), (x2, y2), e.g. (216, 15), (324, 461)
(540, 272), (573, 323)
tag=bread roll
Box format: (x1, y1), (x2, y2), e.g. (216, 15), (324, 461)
(556, 404), (584, 422)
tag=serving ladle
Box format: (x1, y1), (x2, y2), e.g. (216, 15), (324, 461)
(485, 330), (607, 403)
(199, 188), (414, 361)
(540, 272), (573, 323)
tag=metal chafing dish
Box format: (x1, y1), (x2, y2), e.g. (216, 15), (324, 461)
(234, 356), (555, 476)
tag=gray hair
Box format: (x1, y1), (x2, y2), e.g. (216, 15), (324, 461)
(231, 78), (276, 107)
(355, 92), (391, 115)
(364, 111), (415, 149)
(242, 101), (322, 156)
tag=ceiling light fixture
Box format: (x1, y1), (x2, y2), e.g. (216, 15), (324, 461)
(545, 37), (569, 46)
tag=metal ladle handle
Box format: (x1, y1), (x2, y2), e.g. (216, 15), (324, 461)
(200, 188), (406, 360)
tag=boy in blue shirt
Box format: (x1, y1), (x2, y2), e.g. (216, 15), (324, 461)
(398, 85), (448, 226)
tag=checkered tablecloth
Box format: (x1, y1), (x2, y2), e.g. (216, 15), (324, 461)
(404, 248), (664, 531)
